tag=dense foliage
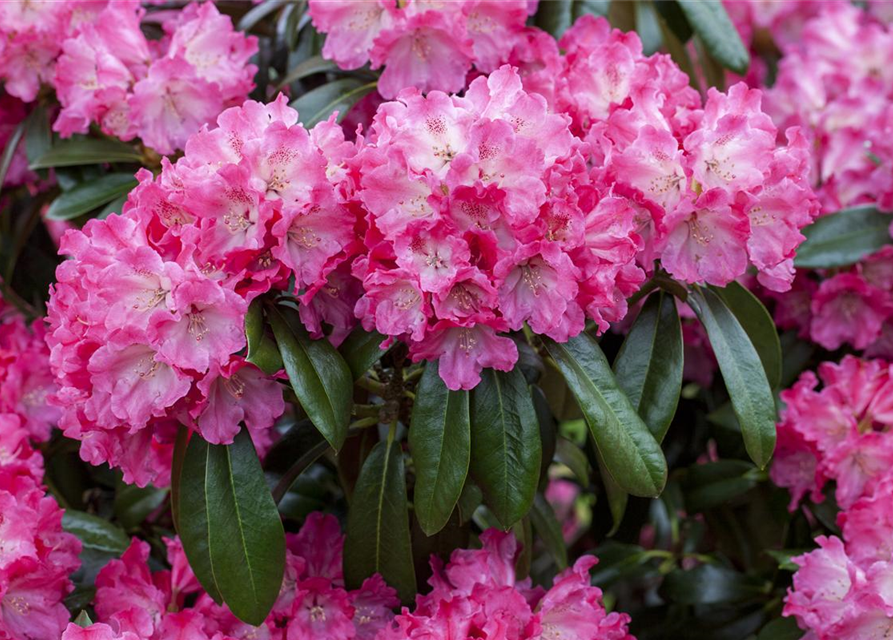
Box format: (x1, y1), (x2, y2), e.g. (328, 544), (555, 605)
(2, 1), (893, 639)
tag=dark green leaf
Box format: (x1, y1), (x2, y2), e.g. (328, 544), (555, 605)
(114, 482), (168, 530)
(344, 437), (417, 603)
(178, 430), (286, 625)
(470, 368), (541, 528)
(794, 206), (892, 269)
(239, 0), (290, 31)
(714, 282), (782, 389)
(689, 287), (776, 468)
(764, 549), (809, 573)
(660, 564), (767, 604)
(532, 386), (557, 485)
(245, 299), (284, 375)
(589, 542), (655, 588)
(512, 516), (533, 580)
(0, 119), (26, 197)
(683, 459), (761, 512)
(291, 79), (378, 129)
(544, 334), (667, 497)
(456, 481), (483, 524)
(409, 362), (471, 536)
(170, 424), (189, 532)
(653, 0), (693, 43)
(264, 419), (332, 503)
(677, 0), (750, 75)
(98, 194), (128, 220)
(757, 618), (805, 640)
(62, 510), (130, 584)
(46, 173), (138, 221)
(268, 304), (352, 451)
(529, 493), (568, 569)
(596, 448), (628, 536)
(339, 326), (389, 380)
(29, 137), (142, 169)
(277, 55), (341, 89)
(24, 105), (52, 166)
(613, 291), (683, 442)
(554, 436), (589, 484)
(534, 0), (611, 38)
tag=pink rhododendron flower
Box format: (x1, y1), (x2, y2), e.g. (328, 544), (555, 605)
(51, 1), (257, 154)
(308, 0), (532, 99)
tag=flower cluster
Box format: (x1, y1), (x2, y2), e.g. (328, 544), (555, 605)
(0, 0), (107, 102)
(62, 513), (397, 640)
(53, 1), (257, 154)
(0, 411), (81, 640)
(772, 355), (893, 511)
(551, 16), (819, 292)
(46, 96), (364, 486)
(352, 65), (644, 389)
(63, 512), (633, 640)
(774, 356), (893, 637)
(381, 528), (633, 640)
(307, 0), (537, 99)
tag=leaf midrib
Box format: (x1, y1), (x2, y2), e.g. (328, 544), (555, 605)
(224, 443), (260, 615)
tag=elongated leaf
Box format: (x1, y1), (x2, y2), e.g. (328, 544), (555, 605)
(46, 173), (138, 221)
(344, 438), (417, 603)
(62, 510), (130, 583)
(534, 0), (573, 37)
(757, 618), (805, 640)
(291, 79), (378, 129)
(24, 105), (51, 166)
(689, 287), (776, 468)
(277, 55), (341, 88)
(661, 564), (766, 605)
(178, 430), (286, 625)
(245, 299), (283, 375)
(170, 425), (189, 532)
(470, 368), (542, 528)
(409, 362), (471, 535)
(613, 291), (682, 442)
(265, 419), (331, 503)
(268, 304), (352, 451)
(339, 326), (389, 380)
(554, 437), (589, 484)
(114, 482), (168, 530)
(683, 459), (761, 512)
(794, 206), (892, 268)
(677, 0), (750, 75)
(544, 335), (667, 497)
(30, 137), (142, 169)
(0, 119), (25, 196)
(596, 448), (628, 536)
(530, 493), (568, 569)
(713, 282), (782, 389)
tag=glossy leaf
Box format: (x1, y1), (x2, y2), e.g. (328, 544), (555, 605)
(409, 362), (471, 536)
(456, 481), (483, 524)
(677, 0), (750, 75)
(794, 206), (892, 268)
(62, 510), (130, 584)
(530, 493), (568, 569)
(344, 437), (417, 603)
(178, 430), (286, 625)
(0, 119), (25, 196)
(534, 0), (623, 37)
(277, 55), (341, 88)
(596, 448), (628, 536)
(265, 419), (332, 503)
(24, 105), (52, 166)
(339, 326), (389, 380)
(613, 291), (683, 442)
(469, 368), (541, 528)
(29, 137), (142, 169)
(554, 437), (589, 485)
(689, 287), (777, 469)
(268, 304), (352, 451)
(291, 78), (378, 129)
(114, 482), (168, 530)
(544, 334), (667, 497)
(714, 282), (782, 389)
(46, 173), (138, 221)
(683, 459), (761, 512)
(170, 425), (189, 532)
(245, 299), (283, 375)
(757, 618), (805, 640)
(660, 564), (767, 605)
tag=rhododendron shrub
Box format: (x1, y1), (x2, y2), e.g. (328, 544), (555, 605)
(5, 1), (891, 639)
